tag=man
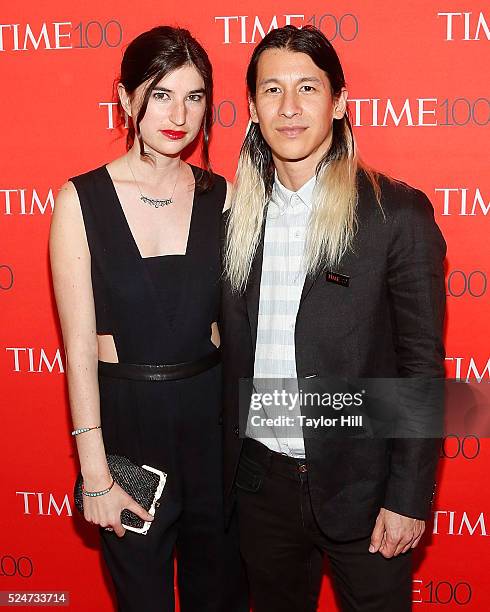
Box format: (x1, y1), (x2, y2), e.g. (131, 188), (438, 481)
(221, 26), (446, 611)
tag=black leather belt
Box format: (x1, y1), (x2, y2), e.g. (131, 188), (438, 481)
(98, 349), (221, 381)
(242, 437), (308, 475)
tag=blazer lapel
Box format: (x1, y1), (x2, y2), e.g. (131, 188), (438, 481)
(299, 269), (322, 306)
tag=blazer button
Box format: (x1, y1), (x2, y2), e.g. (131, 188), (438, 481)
(233, 426), (239, 436)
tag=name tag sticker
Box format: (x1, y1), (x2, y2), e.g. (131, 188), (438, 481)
(326, 271), (350, 287)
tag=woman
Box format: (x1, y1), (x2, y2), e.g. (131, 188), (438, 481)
(50, 26), (246, 612)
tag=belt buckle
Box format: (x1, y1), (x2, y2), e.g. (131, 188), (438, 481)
(297, 463), (308, 473)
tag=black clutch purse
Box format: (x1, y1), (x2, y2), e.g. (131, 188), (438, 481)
(74, 455), (167, 535)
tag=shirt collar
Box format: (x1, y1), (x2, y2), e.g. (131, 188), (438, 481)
(270, 171), (316, 214)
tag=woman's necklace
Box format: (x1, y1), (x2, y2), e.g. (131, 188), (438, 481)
(127, 158), (181, 208)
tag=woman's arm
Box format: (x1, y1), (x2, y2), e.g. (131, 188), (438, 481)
(49, 181), (111, 488)
(49, 181), (152, 535)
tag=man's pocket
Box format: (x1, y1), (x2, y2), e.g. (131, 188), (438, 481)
(235, 453), (264, 493)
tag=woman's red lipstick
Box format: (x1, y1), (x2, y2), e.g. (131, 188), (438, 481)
(160, 130), (187, 140)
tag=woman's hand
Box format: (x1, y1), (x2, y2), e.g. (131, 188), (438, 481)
(83, 480), (154, 537)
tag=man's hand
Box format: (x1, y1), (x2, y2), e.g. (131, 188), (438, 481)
(369, 507), (425, 558)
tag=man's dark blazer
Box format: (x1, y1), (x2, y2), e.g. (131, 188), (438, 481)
(221, 170), (446, 541)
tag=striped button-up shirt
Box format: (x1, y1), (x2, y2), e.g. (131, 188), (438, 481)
(247, 173), (315, 458)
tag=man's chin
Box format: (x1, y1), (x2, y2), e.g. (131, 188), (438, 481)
(269, 139), (332, 165)
(271, 149), (314, 164)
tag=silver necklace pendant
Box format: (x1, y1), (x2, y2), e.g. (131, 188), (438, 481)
(127, 157), (180, 208)
(140, 195), (174, 208)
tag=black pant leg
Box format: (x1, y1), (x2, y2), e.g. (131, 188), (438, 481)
(98, 375), (183, 612)
(100, 516), (178, 612)
(236, 439), (414, 612)
(177, 506), (247, 612)
(176, 365), (248, 612)
(322, 536), (413, 612)
(236, 448), (324, 612)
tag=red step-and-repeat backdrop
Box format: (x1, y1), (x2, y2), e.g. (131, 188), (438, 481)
(1, 0), (488, 609)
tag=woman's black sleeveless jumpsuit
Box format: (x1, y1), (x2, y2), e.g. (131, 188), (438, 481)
(70, 165), (246, 612)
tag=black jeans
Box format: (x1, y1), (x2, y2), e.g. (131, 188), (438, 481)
(236, 438), (412, 612)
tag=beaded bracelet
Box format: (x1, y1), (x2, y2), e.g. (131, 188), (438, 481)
(71, 425), (101, 436)
(82, 479), (115, 498)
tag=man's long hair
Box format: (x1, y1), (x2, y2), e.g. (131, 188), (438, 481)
(225, 26), (379, 292)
